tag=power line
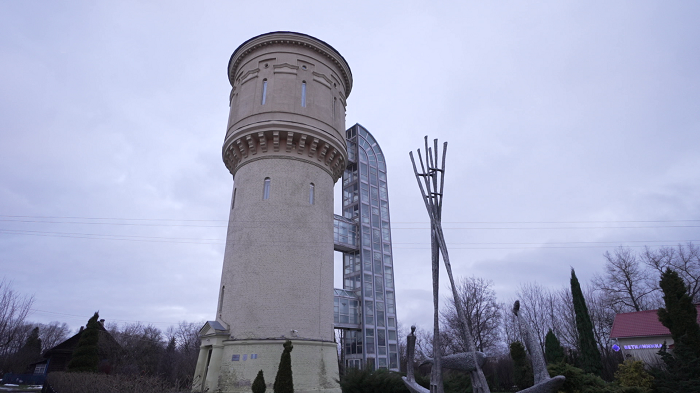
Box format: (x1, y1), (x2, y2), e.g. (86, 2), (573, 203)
(393, 239), (700, 245)
(0, 215), (227, 222)
(3, 218), (700, 229)
(0, 229), (223, 244)
(0, 219), (226, 228)
(391, 225), (700, 229)
(2, 228), (698, 250)
(2, 214), (699, 226)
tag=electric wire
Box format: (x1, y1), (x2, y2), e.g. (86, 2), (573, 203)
(2, 214), (699, 249)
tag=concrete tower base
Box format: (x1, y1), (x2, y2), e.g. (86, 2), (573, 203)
(194, 334), (340, 393)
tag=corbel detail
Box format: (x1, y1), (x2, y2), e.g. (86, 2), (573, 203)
(286, 132), (295, 152)
(222, 128), (346, 182)
(273, 132), (280, 152)
(258, 132), (268, 153)
(326, 148), (337, 165)
(308, 138), (319, 158)
(318, 143), (330, 161)
(246, 135), (256, 155)
(236, 139), (248, 158)
(297, 135), (307, 154)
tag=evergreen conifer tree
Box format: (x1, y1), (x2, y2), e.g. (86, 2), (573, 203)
(252, 369), (266, 393)
(273, 340), (294, 393)
(544, 329), (565, 364)
(652, 268), (700, 391)
(509, 341), (533, 389)
(570, 268), (602, 375)
(67, 312), (101, 372)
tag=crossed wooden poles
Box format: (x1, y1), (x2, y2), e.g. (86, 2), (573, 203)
(409, 137), (490, 393)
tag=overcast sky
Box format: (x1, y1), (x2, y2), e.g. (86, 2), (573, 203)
(1, 1), (699, 333)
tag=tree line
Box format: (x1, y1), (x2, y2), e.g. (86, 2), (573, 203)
(0, 280), (201, 390)
(400, 242), (700, 391)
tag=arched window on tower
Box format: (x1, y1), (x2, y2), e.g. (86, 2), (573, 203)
(263, 177), (271, 200)
(309, 183), (315, 205)
(261, 79), (268, 105)
(301, 81), (307, 107)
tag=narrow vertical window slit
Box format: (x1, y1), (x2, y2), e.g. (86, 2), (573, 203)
(309, 183), (315, 205)
(263, 177), (271, 200)
(218, 286), (225, 313)
(301, 81), (306, 107)
(261, 79), (268, 105)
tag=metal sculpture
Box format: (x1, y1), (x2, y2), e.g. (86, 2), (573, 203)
(408, 137), (491, 393)
(512, 301), (566, 393)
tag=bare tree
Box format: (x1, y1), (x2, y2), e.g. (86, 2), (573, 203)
(37, 321), (71, 353)
(413, 325), (450, 361)
(165, 321), (201, 388)
(514, 282), (556, 352)
(109, 322), (165, 376)
(592, 247), (660, 312)
(552, 287), (578, 350)
(441, 276), (501, 354)
(500, 302), (521, 347)
(0, 279), (34, 363)
(585, 287), (621, 380)
(643, 242), (700, 303)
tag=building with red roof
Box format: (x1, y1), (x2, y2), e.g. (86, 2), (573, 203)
(610, 305), (700, 363)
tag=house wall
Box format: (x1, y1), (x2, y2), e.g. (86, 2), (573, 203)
(617, 335), (672, 365)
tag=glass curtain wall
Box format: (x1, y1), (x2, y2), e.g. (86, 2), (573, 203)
(341, 124), (398, 371)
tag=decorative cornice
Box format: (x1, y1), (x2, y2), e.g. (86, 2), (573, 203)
(312, 71), (332, 89)
(239, 68), (260, 85)
(228, 32), (353, 98)
(223, 121), (347, 182)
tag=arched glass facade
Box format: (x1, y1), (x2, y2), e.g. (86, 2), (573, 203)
(334, 124), (398, 371)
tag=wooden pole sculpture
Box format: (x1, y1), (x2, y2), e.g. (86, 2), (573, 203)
(409, 137), (491, 393)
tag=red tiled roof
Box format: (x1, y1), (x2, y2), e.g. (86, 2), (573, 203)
(610, 305), (700, 338)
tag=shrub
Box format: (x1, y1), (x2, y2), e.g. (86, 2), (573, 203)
(548, 362), (619, 393)
(510, 341), (533, 390)
(545, 329), (565, 364)
(46, 371), (189, 393)
(67, 313), (101, 373)
(273, 340), (294, 393)
(339, 368), (408, 393)
(614, 360), (652, 391)
(252, 369), (266, 393)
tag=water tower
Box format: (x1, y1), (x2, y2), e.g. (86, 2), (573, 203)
(192, 31), (351, 393)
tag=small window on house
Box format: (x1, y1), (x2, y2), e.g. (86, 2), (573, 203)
(301, 81), (306, 107)
(261, 79), (268, 105)
(309, 183), (315, 204)
(231, 188), (236, 210)
(263, 177), (271, 200)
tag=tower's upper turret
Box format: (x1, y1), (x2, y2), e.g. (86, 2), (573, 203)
(223, 32), (352, 182)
